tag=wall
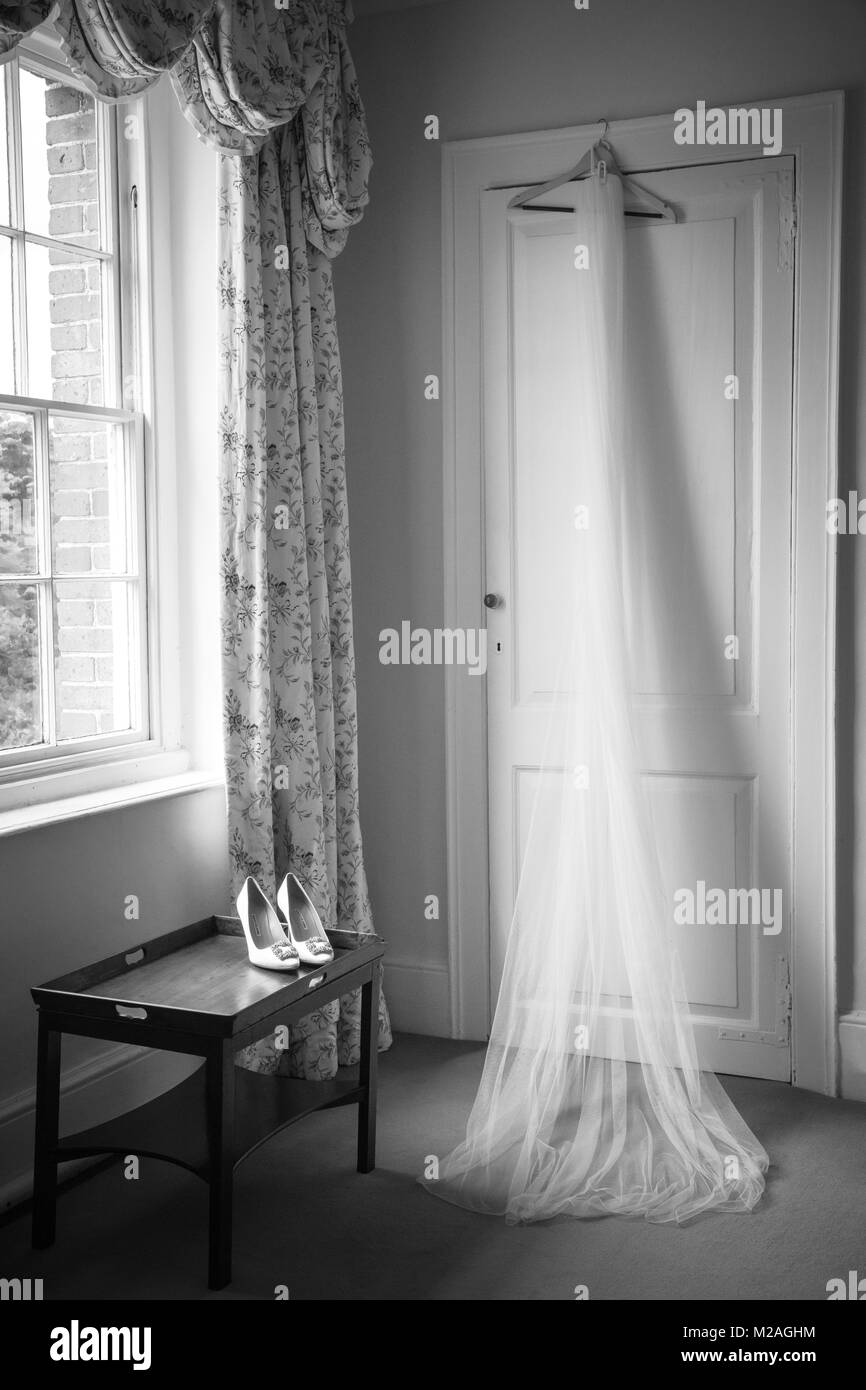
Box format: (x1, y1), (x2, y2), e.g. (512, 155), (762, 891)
(338, 0), (866, 1048)
(0, 76), (228, 1205)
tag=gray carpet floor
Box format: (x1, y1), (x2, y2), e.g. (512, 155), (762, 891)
(1, 1034), (864, 1300)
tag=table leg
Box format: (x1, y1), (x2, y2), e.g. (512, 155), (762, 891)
(206, 1040), (235, 1290)
(357, 961), (381, 1173)
(32, 1015), (61, 1249)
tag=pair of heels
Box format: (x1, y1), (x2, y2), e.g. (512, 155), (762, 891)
(237, 874), (334, 973)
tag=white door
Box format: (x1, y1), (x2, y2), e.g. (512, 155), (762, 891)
(483, 157), (795, 1081)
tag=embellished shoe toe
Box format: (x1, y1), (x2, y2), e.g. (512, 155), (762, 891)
(270, 941), (300, 965)
(276, 874), (336, 967)
(236, 877), (302, 972)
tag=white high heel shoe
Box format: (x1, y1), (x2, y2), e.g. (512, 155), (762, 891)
(276, 874), (334, 966)
(237, 877), (300, 972)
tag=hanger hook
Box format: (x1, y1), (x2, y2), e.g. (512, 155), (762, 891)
(598, 118), (609, 141)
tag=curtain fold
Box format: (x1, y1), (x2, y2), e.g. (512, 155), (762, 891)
(0, 2), (359, 175)
(0, 3), (54, 57)
(171, 0), (329, 154)
(218, 121), (390, 1079)
(297, 7), (369, 255)
(52, 0), (213, 98)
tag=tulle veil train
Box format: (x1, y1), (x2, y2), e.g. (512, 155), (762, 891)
(423, 170), (768, 1224)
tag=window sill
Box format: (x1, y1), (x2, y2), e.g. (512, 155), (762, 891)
(0, 761), (225, 837)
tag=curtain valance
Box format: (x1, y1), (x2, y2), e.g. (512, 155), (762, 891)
(0, 4), (54, 57)
(0, 0), (367, 249)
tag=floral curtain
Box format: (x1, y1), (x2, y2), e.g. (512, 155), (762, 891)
(52, 0), (212, 97)
(0, 2), (355, 164)
(1, 0), (392, 1074)
(218, 113), (391, 1078)
(0, 3), (54, 57)
(173, 0), (338, 153)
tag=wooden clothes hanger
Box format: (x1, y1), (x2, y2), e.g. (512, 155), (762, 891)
(508, 133), (677, 222)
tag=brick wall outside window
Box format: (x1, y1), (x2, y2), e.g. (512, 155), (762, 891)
(45, 82), (118, 740)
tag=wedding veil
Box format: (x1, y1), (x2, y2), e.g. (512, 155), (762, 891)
(423, 171), (768, 1224)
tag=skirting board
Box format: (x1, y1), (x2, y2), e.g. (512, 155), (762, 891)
(839, 1012), (866, 1103)
(0, 1044), (198, 1214)
(384, 961), (451, 1038)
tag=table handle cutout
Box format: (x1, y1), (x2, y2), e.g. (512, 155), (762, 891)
(124, 948), (145, 967)
(115, 1004), (147, 1020)
(307, 973), (326, 989)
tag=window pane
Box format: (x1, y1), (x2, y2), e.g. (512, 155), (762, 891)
(0, 234), (15, 391)
(0, 64), (9, 227)
(49, 416), (128, 573)
(20, 68), (102, 249)
(0, 581), (42, 749)
(54, 578), (133, 739)
(27, 242), (106, 404)
(0, 410), (37, 574)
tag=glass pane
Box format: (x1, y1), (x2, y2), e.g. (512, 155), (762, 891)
(19, 68), (102, 248)
(0, 409), (37, 574)
(49, 416), (128, 573)
(0, 233), (14, 392)
(27, 242), (106, 404)
(54, 578), (134, 739)
(0, 64), (9, 226)
(0, 581), (42, 750)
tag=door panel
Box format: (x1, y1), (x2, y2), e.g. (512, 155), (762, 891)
(484, 158), (794, 1080)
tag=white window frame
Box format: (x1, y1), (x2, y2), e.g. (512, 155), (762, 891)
(0, 30), (192, 820)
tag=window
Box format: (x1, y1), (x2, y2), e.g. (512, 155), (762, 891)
(0, 51), (148, 771)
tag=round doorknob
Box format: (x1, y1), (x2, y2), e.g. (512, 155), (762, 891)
(483, 593), (502, 609)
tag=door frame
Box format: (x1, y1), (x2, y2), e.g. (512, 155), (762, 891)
(441, 91), (843, 1094)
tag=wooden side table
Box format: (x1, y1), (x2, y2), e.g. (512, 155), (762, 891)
(31, 916), (385, 1289)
